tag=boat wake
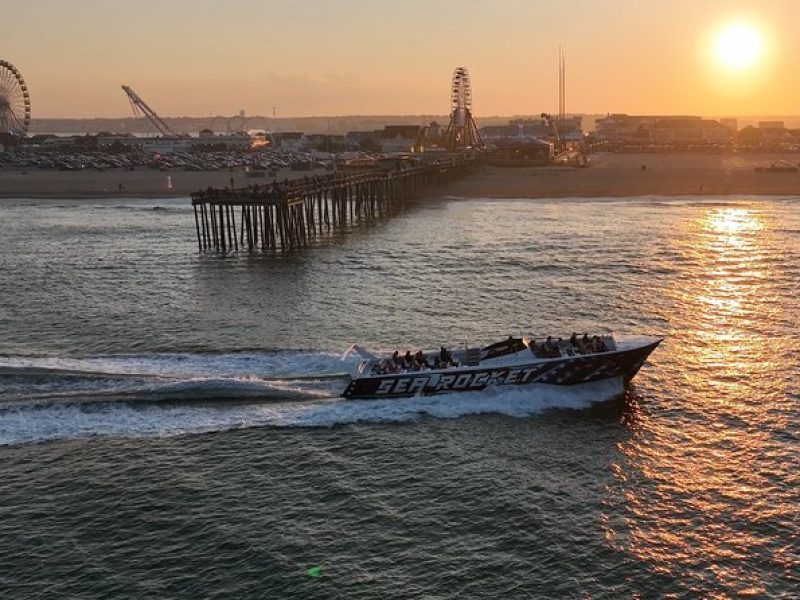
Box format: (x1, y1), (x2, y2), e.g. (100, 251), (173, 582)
(0, 351), (625, 446)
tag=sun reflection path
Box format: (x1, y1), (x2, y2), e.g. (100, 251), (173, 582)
(605, 202), (799, 595)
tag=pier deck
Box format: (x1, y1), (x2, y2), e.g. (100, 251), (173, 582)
(190, 155), (477, 253)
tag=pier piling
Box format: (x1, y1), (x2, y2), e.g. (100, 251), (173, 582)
(190, 155), (478, 254)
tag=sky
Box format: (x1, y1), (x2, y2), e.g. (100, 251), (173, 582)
(4, 0), (800, 118)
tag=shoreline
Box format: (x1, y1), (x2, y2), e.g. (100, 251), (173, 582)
(1, 152), (799, 201)
(444, 152), (800, 199)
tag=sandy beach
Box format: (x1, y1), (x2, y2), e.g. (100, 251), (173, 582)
(0, 167), (305, 200)
(1, 152), (799, 200)
(446, 152), (800, 199)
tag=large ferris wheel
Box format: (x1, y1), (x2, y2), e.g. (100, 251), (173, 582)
(443, 67), (483, 151)
(0, 60), (31, 136)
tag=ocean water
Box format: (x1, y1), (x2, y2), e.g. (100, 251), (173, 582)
(0, 194), (797, 598)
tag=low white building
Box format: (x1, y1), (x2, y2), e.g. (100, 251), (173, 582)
(273, 132), (308, 151)
(187, 132), (252, 150)
(97, 133), (252, 154)
(97, 135), (192, 154)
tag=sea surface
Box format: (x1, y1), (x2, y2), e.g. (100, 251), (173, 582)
(0, 193), (797, 598)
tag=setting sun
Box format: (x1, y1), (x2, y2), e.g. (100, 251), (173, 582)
(715, 23), (763, 70)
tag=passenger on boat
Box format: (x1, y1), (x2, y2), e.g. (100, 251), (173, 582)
(437, 346), (457, 368)
(414, 350), (429, 370)
(539, 336), (560, 358)
(404, 350), (413, 369)
(372, 359), (390, 375)
(391, 351), (403, 371)
(507, 335), (525, 353)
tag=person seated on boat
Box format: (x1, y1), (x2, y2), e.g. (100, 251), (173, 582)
(542, 336), (555, 357)
(403, 350), (413, 369)
(437, 346), (454, 368)
(390, 351), (403, 371)
(531, 339), (546, 358)
(372, 359), (390, 375)
(570, 332), (578, 347)
(591, 336), (605, 353)
(507, 335), (516, 351)
(414, 350), (429, 370)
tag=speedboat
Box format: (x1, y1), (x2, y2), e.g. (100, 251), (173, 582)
(341, 334), (661, 400)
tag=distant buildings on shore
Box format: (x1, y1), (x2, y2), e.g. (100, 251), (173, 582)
(6, 123), (442, 156)
(593, 114), (800, 151)
(594, 115), (729, 146)
(6, 114), (800, 156)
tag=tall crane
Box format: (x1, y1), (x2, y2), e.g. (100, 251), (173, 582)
(121, 85), (176, 136)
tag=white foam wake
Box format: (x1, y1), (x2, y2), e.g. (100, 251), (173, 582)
(0, 350), (356, 380)
(0, 377), (625, 446)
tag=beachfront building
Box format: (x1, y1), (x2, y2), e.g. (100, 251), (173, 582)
(481, 117), (583, 146)
(272, 132), (308, 151)
(737, 123), (799, 150)
(43, 136), (85, 150)
(595, 114), (731, 148)
(187, 132), (252, 151)
(379, 125), (423, 153)
(94, 132), (253, 154)
(304, 134), (350, 152)
(485, 138), (554, 166)
(346, 131), (382, 152)
(649, 119), (730, 145)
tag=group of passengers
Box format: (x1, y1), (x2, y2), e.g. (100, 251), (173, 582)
(371, 347), (459, 375)
(369, 333), (609, 375)
(570, 332), (607, 354)
(530, 333), (607, 358)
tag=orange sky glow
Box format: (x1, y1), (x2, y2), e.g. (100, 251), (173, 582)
(4, 0), (798, 118)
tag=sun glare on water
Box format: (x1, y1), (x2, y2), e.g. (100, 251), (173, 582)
(714, 23), (763, 70)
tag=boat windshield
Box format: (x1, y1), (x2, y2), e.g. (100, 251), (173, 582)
(480, 336), (526, 360)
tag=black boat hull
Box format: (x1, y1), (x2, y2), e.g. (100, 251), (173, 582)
(342, 339), (661, 400)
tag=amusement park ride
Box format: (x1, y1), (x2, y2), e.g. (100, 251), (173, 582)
(0, 59), (31, 137)
(121, 85), (177, 136)
(442, 67), (483, 151)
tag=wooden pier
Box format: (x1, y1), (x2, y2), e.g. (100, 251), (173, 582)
(190, 156), (478, 253)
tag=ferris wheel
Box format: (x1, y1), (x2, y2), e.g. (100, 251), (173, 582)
(451, 67), (473, 126)
(444, 66), (483, 150)
(0, 60), (31, 136)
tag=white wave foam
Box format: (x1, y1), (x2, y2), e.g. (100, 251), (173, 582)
(0, 378), (624, 447)
(0, 350), (357, 380)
